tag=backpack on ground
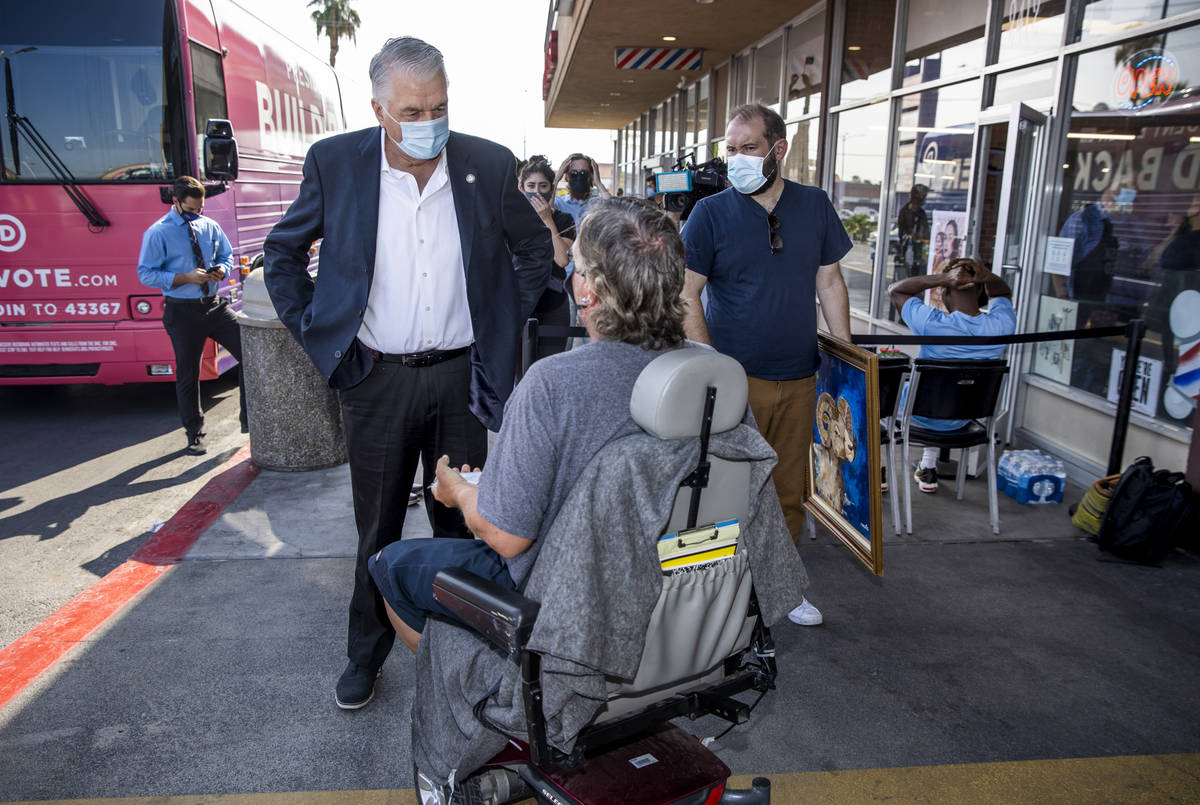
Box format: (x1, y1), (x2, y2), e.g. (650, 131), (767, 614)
(1095, 456), (1195, 564)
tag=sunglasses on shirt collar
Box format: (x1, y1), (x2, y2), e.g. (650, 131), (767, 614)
(767, 213), (783, 254)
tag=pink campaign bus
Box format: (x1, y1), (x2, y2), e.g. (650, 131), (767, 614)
(0, 0), (343, 384)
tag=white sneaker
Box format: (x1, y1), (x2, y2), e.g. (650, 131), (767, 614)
(787, 598), (823, 626)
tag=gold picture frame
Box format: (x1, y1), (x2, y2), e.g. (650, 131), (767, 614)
(805, 334), (883, 576)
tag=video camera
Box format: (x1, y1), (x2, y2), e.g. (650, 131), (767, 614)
(653, 156), (727, 220)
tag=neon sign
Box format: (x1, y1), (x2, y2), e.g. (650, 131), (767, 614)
(1114, 51), (1179, 111)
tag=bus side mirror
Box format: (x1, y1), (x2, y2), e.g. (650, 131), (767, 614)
(204, 119), (239, 181)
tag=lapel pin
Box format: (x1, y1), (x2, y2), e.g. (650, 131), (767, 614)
(465, 173), (476, 184)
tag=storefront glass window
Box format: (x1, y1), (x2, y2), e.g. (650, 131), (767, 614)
(996, 0), (1065, 64)
(685, 85), (698, 148)
(992, 61), (1056, 107)
(786, 11), (825, 119)
(664, 98), (676, 156)
(654, 105), (664, 155)
(782, 118), (821, 187)
(903, 0), (987, 84)
(831, 101), (889, 313)
(754, 35), (783, 112)
(1036, 28), (1200, 428)
(734, 54), (752, 106)
(713, 65), (728, 135)
(880, 80), (980, 322)
(1080, 0), (1200, 42)
(841, 0), (897, 105)
(696, 76), (710, 147)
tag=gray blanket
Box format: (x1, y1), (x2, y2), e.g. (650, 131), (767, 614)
(411, 422), (808, 786)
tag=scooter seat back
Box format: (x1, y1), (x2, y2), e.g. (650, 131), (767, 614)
(599, 348), (757, 718)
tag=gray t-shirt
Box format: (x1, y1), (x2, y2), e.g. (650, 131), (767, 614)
(477, 339), (676, 585)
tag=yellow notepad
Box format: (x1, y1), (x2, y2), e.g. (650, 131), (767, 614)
(657, 519), (740, 569)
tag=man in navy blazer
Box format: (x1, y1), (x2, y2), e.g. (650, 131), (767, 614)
(263, 36), (550, 710)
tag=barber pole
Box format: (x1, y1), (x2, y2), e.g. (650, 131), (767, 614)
(615, 47), (703, 71)
(1164, 290), (1200, 420)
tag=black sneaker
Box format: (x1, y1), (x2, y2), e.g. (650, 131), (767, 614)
(335, 662), (381, 710)
(185, 434), (207, 455)
(914, 465), (938, 493)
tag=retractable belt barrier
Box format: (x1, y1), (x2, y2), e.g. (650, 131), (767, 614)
(521, 318), (1148, 475)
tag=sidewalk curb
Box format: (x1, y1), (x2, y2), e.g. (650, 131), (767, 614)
(0, 445), (260, 713)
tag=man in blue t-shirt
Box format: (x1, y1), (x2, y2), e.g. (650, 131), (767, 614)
(681, 104), (853, 628)
(888, 257), (1016, 493)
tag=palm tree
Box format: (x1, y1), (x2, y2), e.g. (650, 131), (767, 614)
(307, 0), (360, 68)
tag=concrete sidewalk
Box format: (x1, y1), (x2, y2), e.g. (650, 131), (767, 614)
(1, 458), (1199, 803)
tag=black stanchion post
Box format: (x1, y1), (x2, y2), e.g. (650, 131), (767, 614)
(1107, 318), (1146, 475)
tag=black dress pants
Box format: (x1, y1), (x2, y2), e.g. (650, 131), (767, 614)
(162, 297), (247, 437)
(337, 351), (488, 670)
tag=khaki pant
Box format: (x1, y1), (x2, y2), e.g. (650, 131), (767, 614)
(747, 374), (815, 544)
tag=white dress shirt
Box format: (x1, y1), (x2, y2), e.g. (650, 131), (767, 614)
(357, 129), (473, 354)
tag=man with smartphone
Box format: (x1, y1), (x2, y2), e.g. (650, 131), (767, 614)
(137, 175), (247, 455)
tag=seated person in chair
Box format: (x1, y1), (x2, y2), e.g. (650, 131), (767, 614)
(370, 198), (808, 803)
(888, 257), (1015, 493)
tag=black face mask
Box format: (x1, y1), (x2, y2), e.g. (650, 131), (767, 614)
(568, 172), (590, 196)
(525, 190), (554, 204)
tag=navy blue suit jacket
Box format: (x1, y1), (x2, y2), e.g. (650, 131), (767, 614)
(263, 128), (552, 431)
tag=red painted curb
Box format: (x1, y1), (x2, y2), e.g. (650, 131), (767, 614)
(133, 445), (260, 565)
(0, 445), (260, 711)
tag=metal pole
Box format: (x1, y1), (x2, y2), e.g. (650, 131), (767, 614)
(1107, 318), (1146, 475)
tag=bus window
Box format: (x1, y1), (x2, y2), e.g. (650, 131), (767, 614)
(190, 43), (229, 177)
(0, 0), (188, 183)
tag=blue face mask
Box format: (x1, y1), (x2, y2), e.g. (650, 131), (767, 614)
(176, 203), (200, 222)
(727, 154), (767, 194)
(381, 107), (449, 160)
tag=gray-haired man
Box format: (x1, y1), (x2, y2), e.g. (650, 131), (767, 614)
(264, 36), (551, 709)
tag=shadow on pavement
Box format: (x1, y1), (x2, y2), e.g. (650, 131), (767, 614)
(0, 447), (239, 545)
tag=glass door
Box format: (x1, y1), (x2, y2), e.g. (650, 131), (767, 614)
(968, 103), (1047, 310)
(967, 103), (1048, 441)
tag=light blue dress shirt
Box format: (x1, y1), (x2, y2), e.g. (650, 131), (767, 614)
(136, 208), (234, 299)
(900, 296), (1016, 430)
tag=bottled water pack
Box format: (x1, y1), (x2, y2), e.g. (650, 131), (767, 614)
(996, 449), (1066, 504)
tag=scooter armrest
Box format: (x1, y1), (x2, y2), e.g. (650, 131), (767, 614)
(432, 567), (540, 658)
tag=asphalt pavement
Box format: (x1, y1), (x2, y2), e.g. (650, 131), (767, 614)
(1, 452), (1198, 803)
(0, 374), (246, 648)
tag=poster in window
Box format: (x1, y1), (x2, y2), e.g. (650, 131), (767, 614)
(1106, 349), (1163, 417)
(1032, 295), (1078, 385)
(926, 210), (968, 310)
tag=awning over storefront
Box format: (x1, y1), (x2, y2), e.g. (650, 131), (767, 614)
(545, 0), (817, 128)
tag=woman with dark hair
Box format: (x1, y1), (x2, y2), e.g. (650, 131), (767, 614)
(519, 155), (575, 358)
(553, 152), (611, 232)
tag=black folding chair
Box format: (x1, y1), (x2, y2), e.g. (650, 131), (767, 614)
(898, 359), (1010, 535)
